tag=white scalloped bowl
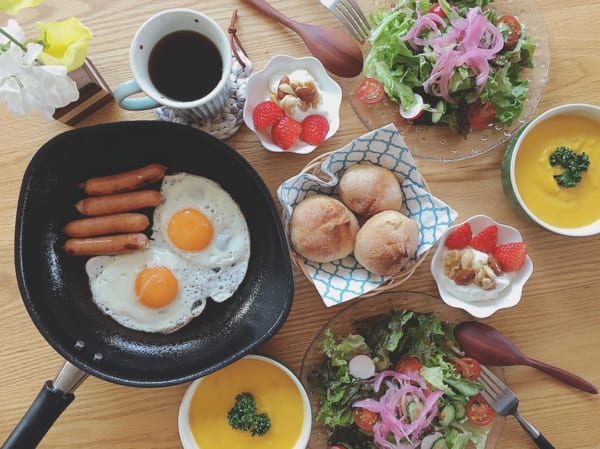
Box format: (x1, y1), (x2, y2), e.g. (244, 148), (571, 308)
(243, 55), (342, 154)
(431, 215), (533, 318)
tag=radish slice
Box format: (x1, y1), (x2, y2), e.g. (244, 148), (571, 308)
(421, 432), (443, 449)
(399, 93), (424, 120)
(348, 354), (376, 379)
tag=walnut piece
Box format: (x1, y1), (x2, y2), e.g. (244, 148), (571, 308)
(443, 249), (462, 279)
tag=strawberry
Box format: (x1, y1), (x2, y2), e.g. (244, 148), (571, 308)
(299, 114), (330, 145)
(444, 223), (472, 250)
(271, 116), (302, 150)
(493, 242), (528, 272)
(470, 225), (498, 253)
(252, 100), (285, 130)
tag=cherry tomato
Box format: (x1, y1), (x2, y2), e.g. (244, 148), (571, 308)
(330, 446), (348, 449)
(466, 394), (496, 426)
(452, 357), (482, 380)
(496, 15), (522, 50)
(394, 356), (423, 374)
(353, 407), (379, 432)
(356, 77), (385, 104)
(467, 100), (496, 129)
(429, 3), (446, 18)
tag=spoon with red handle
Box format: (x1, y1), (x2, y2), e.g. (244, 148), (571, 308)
(454, 321), (598, 394)
(242, 0), (364, 78)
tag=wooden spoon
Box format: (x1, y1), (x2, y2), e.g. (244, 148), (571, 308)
(455, 321), (598, 394)
(242, 0), (364, 78)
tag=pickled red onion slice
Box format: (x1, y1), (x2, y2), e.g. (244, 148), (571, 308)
(401, 12), (445, 47)
(353, 370), (444, 449)
(403, 7), (504, 103)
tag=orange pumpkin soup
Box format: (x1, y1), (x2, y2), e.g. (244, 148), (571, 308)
(188, 357), (305, 449)
(515, 114), (600, 228)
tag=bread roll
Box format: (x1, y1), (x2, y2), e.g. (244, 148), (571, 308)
(338, 163), (403, 217)
(354, 210), (419, 276)
(290, 194), (359, 263)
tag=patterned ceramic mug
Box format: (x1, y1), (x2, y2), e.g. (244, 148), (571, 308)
(113, 8), (232, 120)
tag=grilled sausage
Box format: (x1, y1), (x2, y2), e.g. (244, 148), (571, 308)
(63, 213), (150, 238)
(80, 163), (167, 196)
(63, 233), (149, 256)
(75, 190), (162, 216)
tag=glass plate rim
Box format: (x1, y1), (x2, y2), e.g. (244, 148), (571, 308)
(341, 0), (551, 162)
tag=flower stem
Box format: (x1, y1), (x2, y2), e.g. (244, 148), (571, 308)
(0, 28), (27, 52)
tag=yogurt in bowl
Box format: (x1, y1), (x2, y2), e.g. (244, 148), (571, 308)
(178, 354), (311, 449)
(436, 246), (514, 302)
(431, 215), (533, 318)
(243, 55), (342, 154)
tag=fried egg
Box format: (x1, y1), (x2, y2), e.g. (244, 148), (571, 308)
(85, 173), (251, 334)
(86, 247), (211, 333)
(152, 173), (251, 276)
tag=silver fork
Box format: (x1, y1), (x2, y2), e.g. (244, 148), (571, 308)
(479, 366), (556, 449)
(320, 0), (371, 43)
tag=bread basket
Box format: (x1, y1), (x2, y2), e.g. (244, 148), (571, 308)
(290, 151), (430, 297)
(277, 124), (457, 307)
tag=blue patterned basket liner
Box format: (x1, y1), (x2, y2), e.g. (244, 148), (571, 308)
(277, 124), (457, 307)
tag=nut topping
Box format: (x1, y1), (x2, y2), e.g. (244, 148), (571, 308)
(443, 247), (505, 291)
(295, 86), (317, 103)
(270, 72), (321, 115)
(455, 269), (476, 285)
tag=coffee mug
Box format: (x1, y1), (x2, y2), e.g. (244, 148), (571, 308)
(113, 9), (232, 120)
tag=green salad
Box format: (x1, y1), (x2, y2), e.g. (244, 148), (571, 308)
(309, 309), (496, 449)
(362, 0), (536, 137)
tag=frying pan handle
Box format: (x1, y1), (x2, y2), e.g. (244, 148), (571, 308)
(1, 381), (74, 449)
(1, 361), (89, 449)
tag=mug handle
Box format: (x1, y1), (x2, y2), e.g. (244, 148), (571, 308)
(113, 79), (161, 111)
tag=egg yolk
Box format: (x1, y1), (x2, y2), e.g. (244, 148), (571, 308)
(135, 266), (179, 308)
(168, 208), (214, 251)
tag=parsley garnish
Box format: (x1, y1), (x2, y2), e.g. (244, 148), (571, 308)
(227, 392), (271, 437)
(549, 146), (591, 188)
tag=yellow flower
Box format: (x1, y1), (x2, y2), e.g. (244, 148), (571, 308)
(0, 0), (43, 15)
(36, 17), (93, 72)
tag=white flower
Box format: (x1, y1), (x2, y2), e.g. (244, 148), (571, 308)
(0, 17), (25, 43)
(0, 19), (79, 121)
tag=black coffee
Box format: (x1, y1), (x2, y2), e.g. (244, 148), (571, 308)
(148, 30), (222, 102)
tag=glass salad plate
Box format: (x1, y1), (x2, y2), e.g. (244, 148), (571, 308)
(300, 291), (506, 449)
(341, 0), (550, 161)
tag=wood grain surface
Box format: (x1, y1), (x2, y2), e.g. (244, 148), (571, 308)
(1, 1), (599, 448)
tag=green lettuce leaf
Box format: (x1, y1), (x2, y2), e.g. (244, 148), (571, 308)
(355, 309), (414, 370)
(309, 329), (372, 428)
(454, 421), (493, 449)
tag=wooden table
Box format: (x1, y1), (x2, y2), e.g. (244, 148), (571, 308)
(1, 1), (598, 448)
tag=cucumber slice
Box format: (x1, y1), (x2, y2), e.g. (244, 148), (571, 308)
(431, 100), (447, 124)
(406, 399), (424, 423)
(437, 403), (456, 427)
(452, 400), (466, 420)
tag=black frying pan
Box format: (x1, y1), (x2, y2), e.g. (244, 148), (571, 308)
(4, 121), (294, 449)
